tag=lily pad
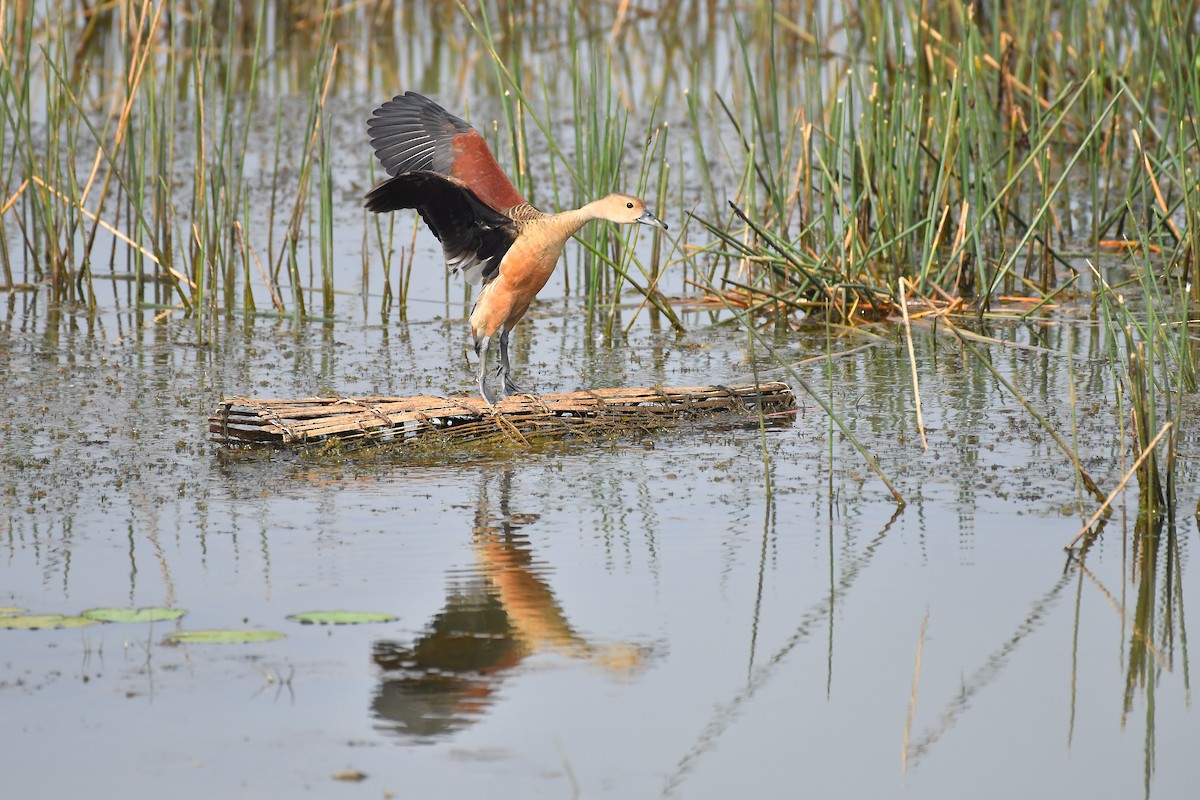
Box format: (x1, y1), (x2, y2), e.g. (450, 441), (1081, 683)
(82, 607), (186, 624)
(287, 611), (397, 625)
(165, 629), (285, 645)
(0, 614), (101, 630)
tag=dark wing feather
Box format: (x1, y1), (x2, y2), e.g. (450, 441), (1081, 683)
(366, 91), (526, 212)
(363, 171), (514, 286)
(367, 92), (468, 176)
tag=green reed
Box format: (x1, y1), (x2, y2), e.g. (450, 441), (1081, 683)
(569, 15), (629, 306)
(456, 0), (681, 332)
(3, 0), (1196, 326)
(0, 0), (348, 325)
(1091, 224), (1192, 517)
(680, 0), (1195, 325)
(318, 121), (335, 319)
(668, 0), (1196, 510)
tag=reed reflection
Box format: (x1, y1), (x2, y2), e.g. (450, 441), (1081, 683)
(1120, 511), (1186, 794)
(370, 467), (645, 740)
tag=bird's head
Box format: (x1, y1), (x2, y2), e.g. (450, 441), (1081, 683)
(595, 193), (668, 230)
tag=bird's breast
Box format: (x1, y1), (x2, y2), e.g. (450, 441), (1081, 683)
(498, 228), (568, 295)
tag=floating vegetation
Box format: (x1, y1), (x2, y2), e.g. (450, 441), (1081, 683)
(81, 607), (187, 624)
(0, 607), (184, 629)
(288, 611), (397, 625)
(0, 614), (101, 630)
(165, 630), (286, 645)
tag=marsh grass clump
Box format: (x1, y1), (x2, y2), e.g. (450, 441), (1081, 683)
(7, 0), (1193, 334)
(1090, 230), (1191, 518)
(0, 0), (340, 329)
(4, 2), (1196, 315)
(683, 1), (1199, 330)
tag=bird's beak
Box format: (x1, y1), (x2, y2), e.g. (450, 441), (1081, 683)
(637, 208), (668, 230)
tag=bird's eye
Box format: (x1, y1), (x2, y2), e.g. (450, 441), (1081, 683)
(627, 202), (634, 209)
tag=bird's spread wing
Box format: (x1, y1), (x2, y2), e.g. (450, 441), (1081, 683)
(364, 171), (514, 286)
(367, 92), (526, 213)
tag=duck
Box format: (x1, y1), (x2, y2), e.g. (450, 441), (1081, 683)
(364, 91), (667, 404)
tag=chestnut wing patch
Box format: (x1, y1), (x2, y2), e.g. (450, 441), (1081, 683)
(366, 91), (526, 213)
(363, 171), (515, 286)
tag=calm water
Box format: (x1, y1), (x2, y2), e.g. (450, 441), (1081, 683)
(4, 4), (1200, 799)
(4, 275), (1198, 798)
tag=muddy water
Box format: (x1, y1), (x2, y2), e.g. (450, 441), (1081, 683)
(3, 264), (1199, 798)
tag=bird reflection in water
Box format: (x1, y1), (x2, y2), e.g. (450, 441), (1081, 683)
(371, 469), (646, 740)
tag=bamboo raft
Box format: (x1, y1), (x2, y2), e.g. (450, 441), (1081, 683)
(209, 382), (795, 449)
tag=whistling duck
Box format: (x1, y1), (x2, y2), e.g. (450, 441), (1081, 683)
(363, 91), (667, 404)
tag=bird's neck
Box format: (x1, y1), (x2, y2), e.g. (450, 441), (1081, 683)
(554, 203), (602, 237)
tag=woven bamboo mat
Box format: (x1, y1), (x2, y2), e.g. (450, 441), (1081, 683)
(209, 382), (795, 449)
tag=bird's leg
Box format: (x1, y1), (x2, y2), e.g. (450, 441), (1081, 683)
(498, 328), (526, 395)
(474, 335), (499, 405)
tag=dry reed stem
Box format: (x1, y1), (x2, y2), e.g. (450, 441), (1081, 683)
(234, 221), (285, 313)
(1132, 128), (1183, 242)
(0, 177), (29, 215)
(280, 43), (339, 245)
(609, 0), (632, 44)
(996, 295), (1061, 304)
(1098, 239), (1162, 254)
(80, 0), (163, 204)
(982, 52), (1052, 111)
(1063, 421), (1172, 549)
(914, 14), (1051, 110)
(488, 406), (533, 447)
(296, 0), (374, 28)
(900, 281), (963, 325)
(1011, 106), (1066, 242)
(30, 175), (196, 289)
(899, 278), (928, 450)
(930, 202), (951, 254)
(784, 113), (810, 219)
(948, 200), (969, 296)
(769, 341), (879, 372)
(771, 12), (818, 46)
(924, 279), (961, 310)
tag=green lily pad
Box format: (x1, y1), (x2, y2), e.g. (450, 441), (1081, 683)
(0, 614), (101, 630)
(82, 607), (186, 624)
(0, 607), (25, 618)
(165, 629), (285, 645)
(287, 611), (397, 625)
